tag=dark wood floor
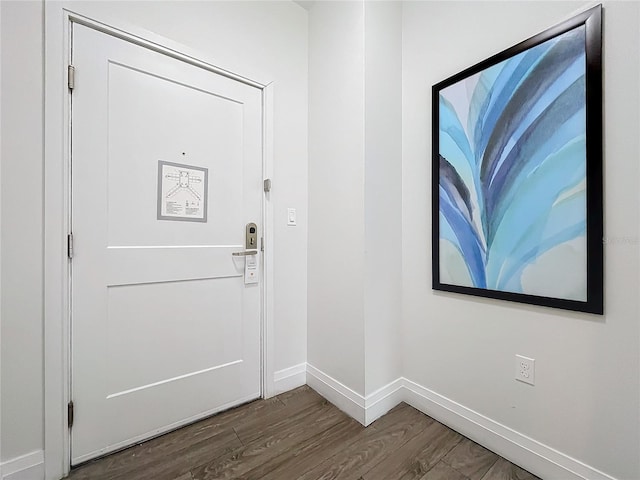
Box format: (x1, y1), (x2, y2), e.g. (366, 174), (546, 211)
(67, 386), (540, 480)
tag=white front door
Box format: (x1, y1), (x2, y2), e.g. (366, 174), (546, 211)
(70, 23), (263, 465)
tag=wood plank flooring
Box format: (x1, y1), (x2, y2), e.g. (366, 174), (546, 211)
(67, 386), (540, 480)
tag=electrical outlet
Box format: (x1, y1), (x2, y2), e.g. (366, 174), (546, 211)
(515, 355), (535, 385)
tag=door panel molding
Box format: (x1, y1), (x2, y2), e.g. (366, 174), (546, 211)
(44, 7), (275, 479)
(71, 390), (259, 466)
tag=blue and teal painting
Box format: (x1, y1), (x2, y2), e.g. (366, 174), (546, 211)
(438, 25), (587, 301)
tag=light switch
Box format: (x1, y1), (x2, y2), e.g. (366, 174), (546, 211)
(287, 208), (297, 226)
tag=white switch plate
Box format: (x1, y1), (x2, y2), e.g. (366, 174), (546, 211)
(515, 355), (535, 385)
(287, 208), (297, 226)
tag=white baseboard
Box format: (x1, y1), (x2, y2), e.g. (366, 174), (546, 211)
(1, 451), (44, 480)
(303, 365), (619, 480)
(305, 364), (403, 426)
(306, 363), (366, 424)
(402, 378), (617, 480)
(273, 363), (307, 396)
(363, 378), (404, 426)
(25, 363), (616, 480)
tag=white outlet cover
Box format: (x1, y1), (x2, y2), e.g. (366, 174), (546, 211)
(515, 355), (535, 385)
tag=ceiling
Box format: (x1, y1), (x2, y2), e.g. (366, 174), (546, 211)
(293, 0), (315, 11)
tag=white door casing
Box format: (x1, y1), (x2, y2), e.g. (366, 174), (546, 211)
(70, 22), (263, 464)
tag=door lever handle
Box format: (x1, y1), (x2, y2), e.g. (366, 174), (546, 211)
(232, 250), (258, 256)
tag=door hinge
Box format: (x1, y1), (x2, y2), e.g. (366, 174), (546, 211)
(263, 178), (272, 193)
(67, 233), (74, 259)
(261, 237), (264, 252)
(68, 65), (75, 90)
(68, 401), (74, 429)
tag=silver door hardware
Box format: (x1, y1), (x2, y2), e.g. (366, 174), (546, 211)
(232, 223), (258, 256)
(67, 233), (74, 259)
(68, 65), (75, 90)
(264, 179), (272, 193)
(245, 222), (258, 249)
(68, 401), (74, 428)
(232, 250), (258, 256)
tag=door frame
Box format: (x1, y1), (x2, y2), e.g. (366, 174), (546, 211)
(44, 7), (276, 479)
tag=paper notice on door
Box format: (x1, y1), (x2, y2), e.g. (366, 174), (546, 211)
(157, 160), (208, 222)
(245, 254), (259, 285)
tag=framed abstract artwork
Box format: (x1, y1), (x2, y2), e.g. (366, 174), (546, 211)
(432, 5), (603, 314)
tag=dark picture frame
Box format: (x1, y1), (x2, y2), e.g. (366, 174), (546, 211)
(432, 5), (603, 314)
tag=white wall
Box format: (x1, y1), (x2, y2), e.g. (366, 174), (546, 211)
(307, 0), (366, 395)
(1, 0), (45, 464)
(363, 1), (402, 396)
(402, 2), (640, 479)
(1, 0), (308, 473)
(307, 0), (403, 401)
(0, 1), (3, 475)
